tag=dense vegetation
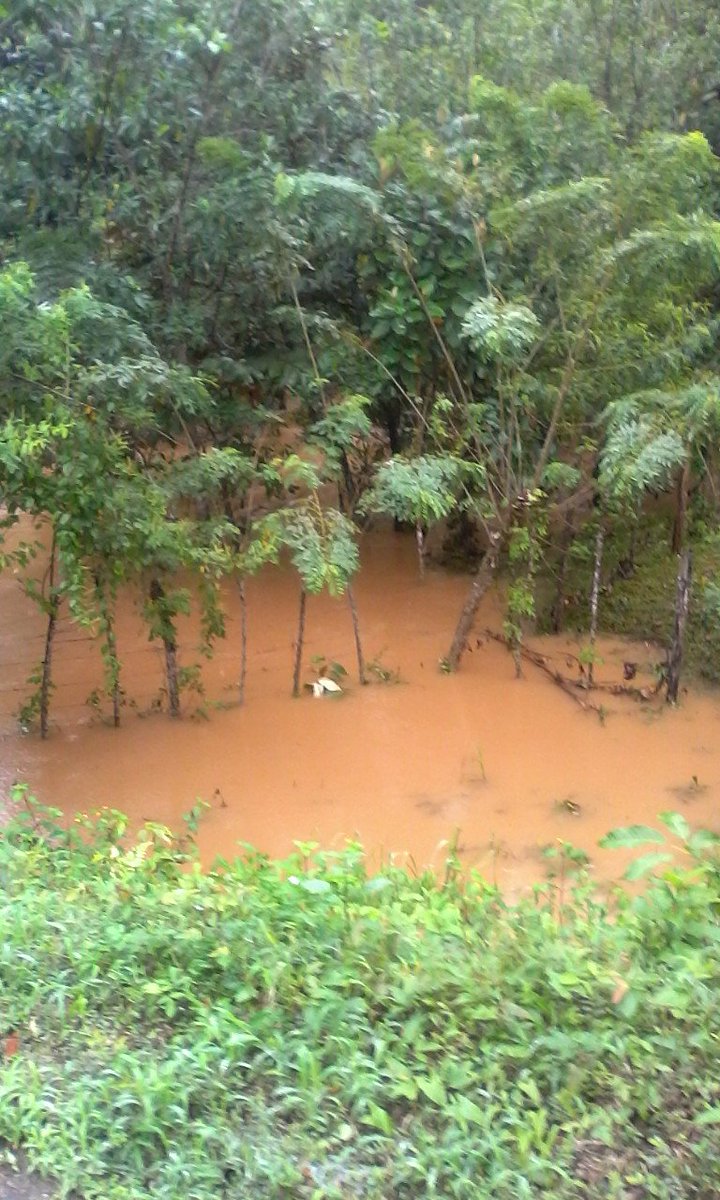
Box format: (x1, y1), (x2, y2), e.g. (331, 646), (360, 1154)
(0, 797), (718, 1199)
(3, 8), (720, 1195)
(1, 0), (720, 729)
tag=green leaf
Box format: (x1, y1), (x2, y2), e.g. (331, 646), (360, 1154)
(298, 878), (332, 894)
(695, 1107), (720, 1127)
(364, 876), (391, 893)
(659, 811), (691, 841)
(616, 989), (640, 1019)
(418, 1075), (447, 1106)
(599, 826), (666, 849)
(391, 1077), (419, 1101)
(623, 852), (673, 881)
(652, 984), (691, 1010)
(688, 830), (720, 853)
(360, 1103), (393, 1134)
(453, 1096), (487, 1126)
(461, 296), (540, 362)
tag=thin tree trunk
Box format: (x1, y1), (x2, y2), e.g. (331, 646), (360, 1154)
(551, 519), (575, 633)
(415, 521), (426, 578)
(666, 550), (692, 705)
(292, 589), (307, 697)
(338, 449), (355, 515)
(587, 526), (605, 688)
(149, 579), (180, 717)
(671, 459), (690, 555)
(163, 636), (180, 717)
(74, 27), (127, 214)
(162, 40), (227, 309)
(530, 349), (580, 489)
(399, 256), (469, 407)
(40, 534), (59, 740)
(237, 576), (248, 706)
(347, 585), (366, 685)
(511, 634), (523, 679)
(94, 576), (121, 727)
(385, 406), (401, 456)
(105, 608), (121, 728)
(162, 133), (201, 302)
(446, 544), (499, 671)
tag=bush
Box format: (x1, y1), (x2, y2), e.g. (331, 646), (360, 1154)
(0, 794), (719, 1198)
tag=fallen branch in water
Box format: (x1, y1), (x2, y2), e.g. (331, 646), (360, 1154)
(554, 648), (663, 701)
(479, 630), (660, 713)
(481, 630), (604, 714)
(583, 677), (662, 701)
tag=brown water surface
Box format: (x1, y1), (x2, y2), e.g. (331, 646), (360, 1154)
(1, 529), (718, 895)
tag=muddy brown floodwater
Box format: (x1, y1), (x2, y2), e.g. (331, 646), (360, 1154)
(0, 528), (718, 896)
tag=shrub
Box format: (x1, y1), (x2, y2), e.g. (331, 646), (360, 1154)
(0, 794), (719, 1198)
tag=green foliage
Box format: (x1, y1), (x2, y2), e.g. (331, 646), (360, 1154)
(307, 395), (373, 476)
(544, 517), (720, 684)
(1, 797), (720, 1197)
(461, 298), (540, 364)
(360, 455), (465, 526)
(600, 811), (720, 882)
(309, 655), (348, 685)
(2, 0), (720, 708)
(331, 0), (720, 149)
(0, 264), (237, 726)
(276, 170), (383, 219)
(503, 499), (548, 659)
(257, 495), (360, 597)
(600, 411), (686, 508)
(540, 462), (582, 492)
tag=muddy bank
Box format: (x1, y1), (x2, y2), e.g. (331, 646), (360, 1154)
(0, 530), (718, 895)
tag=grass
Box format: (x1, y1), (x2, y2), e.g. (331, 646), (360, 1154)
(1, 792), (720, 1198)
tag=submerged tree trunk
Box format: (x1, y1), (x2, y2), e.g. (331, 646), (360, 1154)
(105, 607), (121, 728)
(446, 544), (499, 671)
(666, 549), (692, 705)
(511, 632), (523, 680)
(347, 585), (367, 685)
(149, 579), (180, 717)
(237, 577), (248, 707)
(586, 526), (605, 688)
(415, 521), (426, 578)
(95, 576), (121, 728)
(163, 635), (180, 717)
(671, 459), (691, 555)
(292, 589), (307, 697)
(40, 533), (60, 740)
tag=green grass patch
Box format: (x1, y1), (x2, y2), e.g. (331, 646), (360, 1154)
(1, 795), (720, 1198)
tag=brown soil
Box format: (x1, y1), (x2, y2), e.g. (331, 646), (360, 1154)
(0, 1161), (60, 1200)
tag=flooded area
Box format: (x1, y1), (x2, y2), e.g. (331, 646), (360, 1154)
(0, 529), (718, 895)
